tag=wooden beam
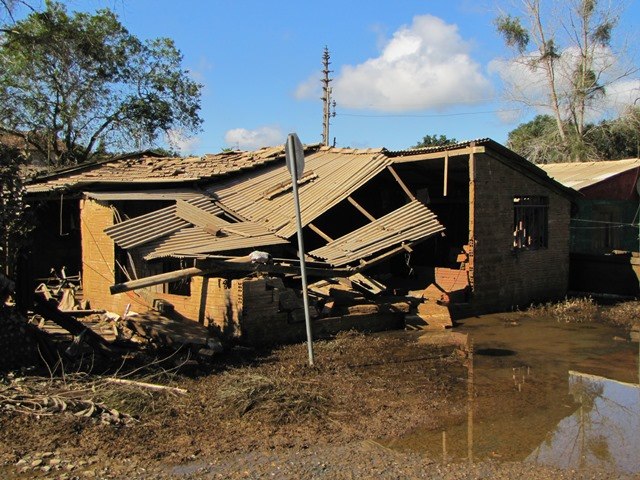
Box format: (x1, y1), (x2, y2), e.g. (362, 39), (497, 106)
(387, 165), (416, 201)
(111, 257), (355, 294)
(347, 196), (376, 222)
(32, 296), (119, 356)
(111, 267), (213, 294)
(443, 151), (449, 197)
(392, 146), (486, 164)
(308, 222), (334, 242)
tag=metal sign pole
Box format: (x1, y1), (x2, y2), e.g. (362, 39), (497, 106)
(286, 133), (315, 367)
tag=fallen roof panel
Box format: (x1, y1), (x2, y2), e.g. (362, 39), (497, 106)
(308, 200), (445, 266)
(139, 225), (289, 260)
(206, 147), (390, 238)
(104, 195), (222, 249)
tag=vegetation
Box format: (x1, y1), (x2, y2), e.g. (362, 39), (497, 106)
(0, 2), (202, 167)
(412, 134), (458, 149)
(508, 108), (640, 163)
(529, 297), (640, 328)
(0, 145), (32, 277)
(495, 0), (636, 161)
(528, 296), (599, 323)
(215, 373), (328, 424)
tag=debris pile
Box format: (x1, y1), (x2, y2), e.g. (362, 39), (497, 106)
(0, 374), (137, 426)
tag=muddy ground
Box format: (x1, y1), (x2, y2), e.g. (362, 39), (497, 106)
(0, 300), (639, 479)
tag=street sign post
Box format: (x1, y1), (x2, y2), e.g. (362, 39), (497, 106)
(285, 133), (315, 366)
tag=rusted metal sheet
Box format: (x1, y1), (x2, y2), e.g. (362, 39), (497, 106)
(104, 196), (222, 249)
(207, 147), (390, 238)
(308, 200), (445, 266)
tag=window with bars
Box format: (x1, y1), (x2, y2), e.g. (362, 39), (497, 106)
(513, 196), (549, 250)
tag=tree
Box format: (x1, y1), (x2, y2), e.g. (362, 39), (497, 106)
(507, 110), (640, 163)
(506, 114), (564, 163)
(0, 2), (202, 166)
(0, 145), (32, 277)
(494, 0), (634, 160)
(412, 134), (458, 149)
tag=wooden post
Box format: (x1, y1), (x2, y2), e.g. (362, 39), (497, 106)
(443, 151), (449, 197)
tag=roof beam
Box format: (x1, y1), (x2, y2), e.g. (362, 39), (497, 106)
(387, 165), (416, 201)
(392, 146), (485, 164)
(308, 222), (334, 242)
(347, 196), (376, 222)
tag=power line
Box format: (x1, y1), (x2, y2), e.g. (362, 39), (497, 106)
(336, 108), (524, 119)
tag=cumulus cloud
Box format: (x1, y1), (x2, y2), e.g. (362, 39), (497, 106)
(489, 45), (640, 122)
(294, 71), (322, 100)
(224, 126), (284, 150)
(324, 15), (493, 112)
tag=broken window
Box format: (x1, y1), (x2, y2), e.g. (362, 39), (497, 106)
(162, 259), (191, 296)
(513, 196), (548, 250)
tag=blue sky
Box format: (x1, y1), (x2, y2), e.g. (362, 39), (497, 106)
(13, 1), (640, 154)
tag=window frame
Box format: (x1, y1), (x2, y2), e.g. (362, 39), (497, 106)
(513, 195), (549, 251)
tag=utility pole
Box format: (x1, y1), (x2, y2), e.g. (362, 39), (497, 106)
(321, 47), (335, 147)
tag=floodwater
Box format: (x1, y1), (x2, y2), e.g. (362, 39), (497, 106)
(384, 313), (640, 474)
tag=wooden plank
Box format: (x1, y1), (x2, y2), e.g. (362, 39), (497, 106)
(443, 151), (449, 197)
(32, 296), (118, 356)
(387, 165), (416, 201)
(347, 196), (376, 222)
(392, 146), (486, 164)
(308, 222), (334, 242)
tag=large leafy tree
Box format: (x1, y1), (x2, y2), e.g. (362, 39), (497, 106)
(494, 0), (635, 161)
(0, 2), (202, 166)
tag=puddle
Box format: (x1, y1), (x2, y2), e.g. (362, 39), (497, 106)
(383, 313), (640, 474)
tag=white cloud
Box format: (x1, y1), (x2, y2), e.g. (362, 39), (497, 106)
(294, 71), (322, 100)
(489, 45), (640, 122)
(224, 126), (284, 150)
(324, 15), (492, 112)
(165, 129), (201, 155)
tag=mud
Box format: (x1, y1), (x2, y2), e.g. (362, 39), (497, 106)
(0, 304), (639, 479)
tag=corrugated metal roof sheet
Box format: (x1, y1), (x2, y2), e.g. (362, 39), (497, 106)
(84, 189), (203, 201)
(139, 225), (288, 260)
(538, 159), (640, 190)
(27, 145), (321, 193)
(308, 200), (445, 266)
(104, 196), (221, 249)
(207, 147), (390, 238)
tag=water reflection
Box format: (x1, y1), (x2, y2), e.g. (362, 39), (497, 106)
(384, 313), (639, 474)
(528, 371), (640, 474)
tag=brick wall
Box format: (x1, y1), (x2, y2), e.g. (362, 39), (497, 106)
(470, 153), (571, 311)
(80, 198), (240, 336)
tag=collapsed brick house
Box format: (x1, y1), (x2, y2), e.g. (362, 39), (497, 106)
(24, 139), (575, 343)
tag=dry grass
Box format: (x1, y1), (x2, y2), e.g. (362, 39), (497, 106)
(528, 296), (599, 323)
(600, 301), (640, 328)
(529, 298), (640, 327)
(214, 372), (328, 425)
